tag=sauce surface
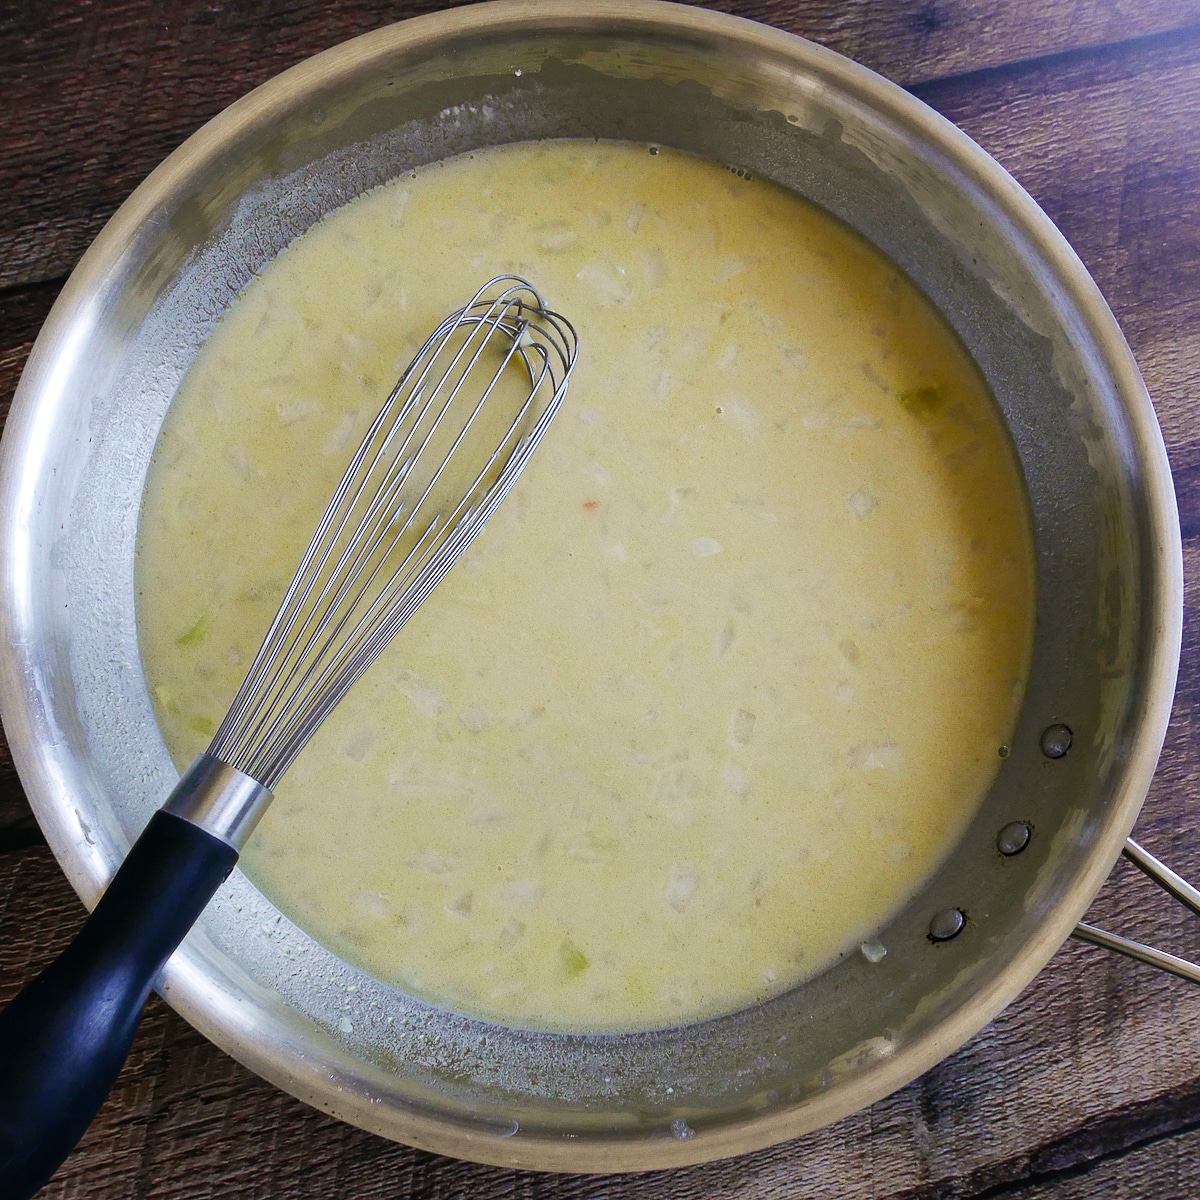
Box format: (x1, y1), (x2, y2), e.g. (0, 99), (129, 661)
(137, 140), (1034, 1031)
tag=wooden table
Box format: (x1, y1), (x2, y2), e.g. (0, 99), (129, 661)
(4, 1), (1200, 1196)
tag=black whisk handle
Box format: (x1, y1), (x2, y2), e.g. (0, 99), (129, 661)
(0, 811), (237, 1200)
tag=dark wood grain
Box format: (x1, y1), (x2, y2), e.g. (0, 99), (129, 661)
(5, 2), (1200, 1197)
(0, 283), (56, 848)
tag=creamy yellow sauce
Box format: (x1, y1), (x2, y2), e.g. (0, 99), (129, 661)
(137, 140), (1034, 1032)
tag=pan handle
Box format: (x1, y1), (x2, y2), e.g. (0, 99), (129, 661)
(1072, 838), (1200, 985)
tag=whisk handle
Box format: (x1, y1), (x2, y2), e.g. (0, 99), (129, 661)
(0, 811), (237, 1200)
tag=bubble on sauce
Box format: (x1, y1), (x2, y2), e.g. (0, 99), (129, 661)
(848, 489), (879, 517)
(666, 864), (699, 912)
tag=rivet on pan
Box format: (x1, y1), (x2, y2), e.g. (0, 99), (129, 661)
(996, 821), (1031, 856)
(1040, 723), (1073, 759)
(929, 908), (966, 941)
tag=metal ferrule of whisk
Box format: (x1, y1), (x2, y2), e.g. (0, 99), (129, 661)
(164, 276), (579, 849)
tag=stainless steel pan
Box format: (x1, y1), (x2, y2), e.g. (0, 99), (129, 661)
(0, 0), (1184, 1172)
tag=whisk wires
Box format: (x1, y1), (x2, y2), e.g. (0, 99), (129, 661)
(208, 276), (578, 789)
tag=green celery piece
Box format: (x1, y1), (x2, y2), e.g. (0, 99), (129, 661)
(898, 383), (946, 420)
(558, 937), (588, 978)
(177, 615), (211, 647)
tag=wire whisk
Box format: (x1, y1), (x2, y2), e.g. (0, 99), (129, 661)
(209, 275), (578, 789)
(0, 276), (577, 1198)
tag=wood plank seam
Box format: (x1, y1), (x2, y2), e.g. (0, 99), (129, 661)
(891, 1075), (1200, 1199)
(910, 15), (1200, 101)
